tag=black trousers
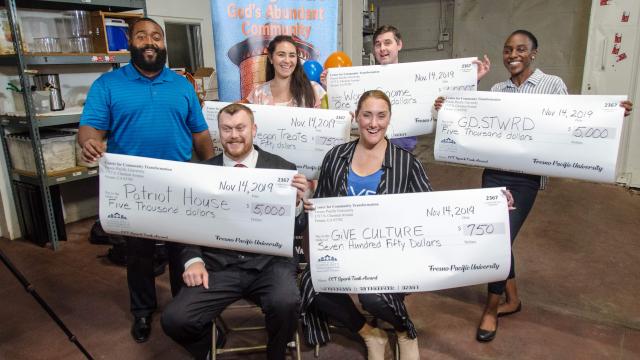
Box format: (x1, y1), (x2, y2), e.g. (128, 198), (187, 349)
(161, 259), (301, 360)
(126, 237), (184, 317)
(311, 293), (407, 333)
(482, 169), (540, 295)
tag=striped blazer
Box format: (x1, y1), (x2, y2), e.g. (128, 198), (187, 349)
(300, 139), (433, 345)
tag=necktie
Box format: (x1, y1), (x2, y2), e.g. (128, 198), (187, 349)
(234, 163), (246, 168)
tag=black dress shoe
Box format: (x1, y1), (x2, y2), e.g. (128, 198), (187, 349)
(476, 326), (497, 342)
(497, 301), (522, 318)
(131, 316), (152, 343)
(476, 318), (497, 342)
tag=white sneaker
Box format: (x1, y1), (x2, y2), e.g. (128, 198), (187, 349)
(362, 327), (389, 360)
(397, 331), (419, 360)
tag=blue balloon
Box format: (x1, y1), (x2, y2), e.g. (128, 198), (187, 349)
(303, 60), (323, 83)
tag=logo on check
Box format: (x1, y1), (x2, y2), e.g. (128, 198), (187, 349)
(107, 212), (128, 220)
(316, 255), (340, 272)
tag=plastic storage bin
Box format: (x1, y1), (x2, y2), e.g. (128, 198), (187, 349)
(59, 127), (102, 168)
(6, 130), (76, 173)
(105, 18), (128, 51)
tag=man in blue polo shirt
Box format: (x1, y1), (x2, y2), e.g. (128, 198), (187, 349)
(79, 17), (214, 343)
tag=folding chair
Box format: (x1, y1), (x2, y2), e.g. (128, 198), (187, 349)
(211, 300), (302, 360)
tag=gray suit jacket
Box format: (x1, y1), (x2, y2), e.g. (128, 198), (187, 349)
(181, 145), (306, 271)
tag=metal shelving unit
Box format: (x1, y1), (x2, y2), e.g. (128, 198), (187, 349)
(0, 0), (145, 249)
(13, 0), (145, 11)
(1, 113), (81, 127)
(0, 53), (131, 65)
(12, 167), (99, 186)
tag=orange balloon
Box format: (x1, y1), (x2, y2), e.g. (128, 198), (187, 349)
(324, 51), (353, 69)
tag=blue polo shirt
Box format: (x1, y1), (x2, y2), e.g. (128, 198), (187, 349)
(80, 63), (208, 161)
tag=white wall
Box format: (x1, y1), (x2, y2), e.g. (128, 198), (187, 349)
(378, 0), (455, 62)
(340, 0), (364, 66)
(375, 0), (590, 93)
(146, 0), (216, 68)
(451, 0), (591, 93)
(626, 75), (640, 187)
(581, 0), (640, 187)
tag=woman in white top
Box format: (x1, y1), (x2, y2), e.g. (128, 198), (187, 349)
(247, 35), (325, 108)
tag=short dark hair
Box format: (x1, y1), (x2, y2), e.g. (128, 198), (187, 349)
(509, 29), (538, 50)
(128, 17), (165, 40)
(217, 103), (254, 123)
(373, 25), (402, 44)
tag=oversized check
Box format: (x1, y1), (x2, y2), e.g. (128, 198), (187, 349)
(203, 101), (351, 179)
(326, 58), (477, 137)
(309, 188), (511, 293)
(434, 91), (627, 183)
(99, 153), (297, 257)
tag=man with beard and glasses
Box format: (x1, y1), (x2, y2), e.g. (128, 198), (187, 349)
(162, 103), (307, 360)
(79, 17), (214, 343)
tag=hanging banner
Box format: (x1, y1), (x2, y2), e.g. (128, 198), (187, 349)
(309, 188), (511, 293)
(99, 153), (297, 257)
(210, 0), (339, 101)
(434, 91), (626, 183)
(326, 58), (478, 137)
(203, 101), (351, 179)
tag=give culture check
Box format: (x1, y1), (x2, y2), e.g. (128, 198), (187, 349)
(434, 91), (627, 183)
(326, 58), (478, 137)
(308, 188), (511, 293)
(203, 101), (351, 179)
(99, 153), (297, 257)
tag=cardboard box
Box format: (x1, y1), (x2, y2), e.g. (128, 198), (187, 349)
(0, 9), (16, 54)
(193, 67), (217, 93)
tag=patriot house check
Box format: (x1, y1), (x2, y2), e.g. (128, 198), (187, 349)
(308, 188), (511, 294)
(99, 153), (297, 257)
(434, 91), (627, 183)
(203, 101), (351, 179)
(326, 58), (477, 137)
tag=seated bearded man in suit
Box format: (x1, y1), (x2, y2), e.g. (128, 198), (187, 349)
(162, 103), (308, 360)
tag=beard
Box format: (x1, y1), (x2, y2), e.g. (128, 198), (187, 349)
(129, 44), (167, 73)
(222, 140), (252, 160)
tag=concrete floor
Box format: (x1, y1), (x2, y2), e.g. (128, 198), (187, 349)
(1, 135), (639, 359)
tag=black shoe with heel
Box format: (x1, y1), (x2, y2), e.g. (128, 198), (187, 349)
(476, 316), (497, 342)
(476, 326), (497, 342)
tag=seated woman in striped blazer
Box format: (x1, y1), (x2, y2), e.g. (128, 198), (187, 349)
(300, 90), (432, 360)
